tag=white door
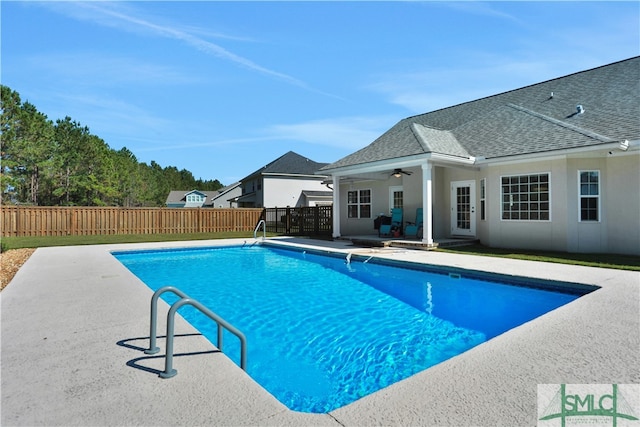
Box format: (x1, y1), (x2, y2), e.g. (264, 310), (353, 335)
(389, 186), (403, 212)
(451, 181), (476, 236)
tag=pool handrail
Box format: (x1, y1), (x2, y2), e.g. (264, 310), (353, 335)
(253, 219), (266, 240)
(160, 297), (247, 378)
(145, 286), (248, 377)
(145, 286), (190, 355)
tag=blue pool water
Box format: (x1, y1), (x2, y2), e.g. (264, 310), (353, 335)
(113, 244), (589, 413)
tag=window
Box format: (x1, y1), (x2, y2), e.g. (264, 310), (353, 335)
(480, 178), (486, 221)
(579, 170), (600, 221)
(392, 190), (403, 209)
(347, 189), (371, 218)
(389, 186), (403, 210)
(501, 173), (550, 220)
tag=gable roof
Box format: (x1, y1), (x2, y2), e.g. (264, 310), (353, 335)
(322, 57), (639, 170)
(211, 182), (241, 198)
(165, 189), (215, 206)
(241, 151), (329, 181)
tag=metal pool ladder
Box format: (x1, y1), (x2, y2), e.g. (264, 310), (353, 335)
(145, 286), (247, 378)
(254, 219), (266, 240)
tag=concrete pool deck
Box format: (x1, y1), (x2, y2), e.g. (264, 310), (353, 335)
(1, 237), (638, 426)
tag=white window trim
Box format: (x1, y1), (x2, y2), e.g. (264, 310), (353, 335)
(347, 188), (372, 219)
(186, 194), (204, 202)
(578, 170), (601, 223)
(499, 172), (552, 222)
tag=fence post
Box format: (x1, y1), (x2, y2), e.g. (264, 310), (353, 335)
(16, 206), (21, 237)
(285, 207), (290, 234)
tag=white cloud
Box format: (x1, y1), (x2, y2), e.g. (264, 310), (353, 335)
(366, 63), (522, 113)
(366, 54), (630, 114)
(42, 1), (332, 95)
(266, 116), (396, 150)
(26, 53), (198, 87)
(133, 136), (278, 153)
(434, 2), (523, 24)
(38, 91), (173, 144)
(131, 115), (395, 154)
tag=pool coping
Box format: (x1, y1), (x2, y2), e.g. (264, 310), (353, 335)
(1, 237), (639, 426)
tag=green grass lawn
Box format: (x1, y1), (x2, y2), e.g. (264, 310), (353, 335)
(1, 232), (277, 251)
(436, 244), (640, 271)
(2, 234), (639, 271)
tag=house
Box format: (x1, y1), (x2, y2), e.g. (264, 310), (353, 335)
(320, 57), (640, 255)
(210, 182), (242, 208)
(235, 151), (332, 208)
(165, 189), (216, 208)
(165, 184), (243, 208)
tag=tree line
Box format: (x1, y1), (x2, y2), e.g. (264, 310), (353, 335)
(1, 85), (223, 207)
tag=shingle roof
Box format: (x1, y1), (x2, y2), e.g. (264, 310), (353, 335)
(212, 182), (240, 197)
(165, 190), (215, 206)
(241, 151), (329, 181)
(322, 57), (639, 170)
(301, 190), (333, 198)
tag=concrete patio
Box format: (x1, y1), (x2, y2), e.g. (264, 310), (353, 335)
(1, 237), (638, 426)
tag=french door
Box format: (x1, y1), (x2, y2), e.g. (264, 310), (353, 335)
(389, 186), (403, 211)
(451, 181), (476, 236)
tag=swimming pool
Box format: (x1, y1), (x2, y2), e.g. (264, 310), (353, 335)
(113, 243), (593, 413)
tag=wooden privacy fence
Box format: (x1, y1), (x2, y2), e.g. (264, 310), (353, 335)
(1, 206), (264, 237)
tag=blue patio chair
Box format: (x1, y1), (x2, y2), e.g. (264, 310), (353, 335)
(404, 208), (423, 238)
(379, 208), (403, 237)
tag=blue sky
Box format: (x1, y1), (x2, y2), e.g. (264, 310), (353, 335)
(2, 1), (639, 185)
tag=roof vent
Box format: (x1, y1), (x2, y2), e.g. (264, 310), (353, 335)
(550, 91), (554, 98)
(576, 104), (585, 114)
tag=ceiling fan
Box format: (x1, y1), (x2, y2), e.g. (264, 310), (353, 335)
(391, 168), (412, 178)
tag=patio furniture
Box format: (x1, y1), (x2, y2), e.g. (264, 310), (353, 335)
(379, 208), (403, 237)
(405, 208), (423, 238)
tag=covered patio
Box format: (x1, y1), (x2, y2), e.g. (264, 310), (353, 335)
(323, 154), (480, 247)
(338, 234), (479, 250)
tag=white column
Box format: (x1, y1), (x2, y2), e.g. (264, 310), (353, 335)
(421, 163), (434, 245)
(332, 175), (341, 238)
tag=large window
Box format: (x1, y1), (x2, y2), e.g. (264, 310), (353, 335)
(579, 170), (600, 221)
(501, 173), (550, 220)
(347, 189), (371, 218)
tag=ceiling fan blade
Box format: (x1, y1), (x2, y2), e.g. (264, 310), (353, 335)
(391, 168), (412, 177)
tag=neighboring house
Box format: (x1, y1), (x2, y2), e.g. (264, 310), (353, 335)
(165, 190), (215, 208)
(210, 182), (242, 208)
(236, 151), (332, 208)
(320, 57), (640, 255)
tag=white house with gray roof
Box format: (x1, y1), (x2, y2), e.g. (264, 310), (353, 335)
(235, 151), (332, 208)
(320, 57), (640, 255)
(165, 189), (215, 208)
(210, 182), (242, 208)
(165, 184), (242, 208)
